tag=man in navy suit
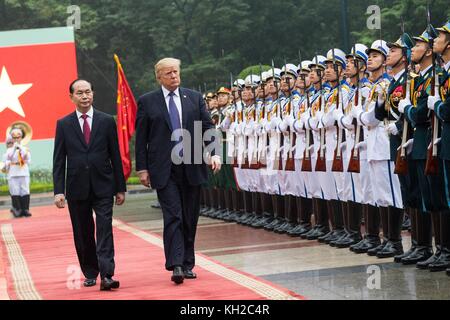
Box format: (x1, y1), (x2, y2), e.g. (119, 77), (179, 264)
(53, 79), (126, 291)
(135, 58), (221, 284)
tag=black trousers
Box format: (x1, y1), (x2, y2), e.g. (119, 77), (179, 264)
(157, 164), (200, 271)
(397, 159), (420, 209)
(67, 195), (115, 280)
(415, 160), (448, 212)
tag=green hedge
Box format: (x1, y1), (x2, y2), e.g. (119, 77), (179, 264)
(0, 177), (142, 196)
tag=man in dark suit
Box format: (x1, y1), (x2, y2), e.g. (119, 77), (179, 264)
(135, 58), (221, 284)
(53, 79), (126, 291)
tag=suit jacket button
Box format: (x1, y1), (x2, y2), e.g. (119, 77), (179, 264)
(85, 166), (90, 169)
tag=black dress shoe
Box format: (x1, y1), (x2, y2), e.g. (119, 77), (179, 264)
(184, 269), (197, 279)
(83, 278), (96, 287)
(100, 277), (120, 291)
(171, 266), (184, 284)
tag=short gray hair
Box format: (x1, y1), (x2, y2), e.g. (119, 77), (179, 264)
(155, 57), (181, 78)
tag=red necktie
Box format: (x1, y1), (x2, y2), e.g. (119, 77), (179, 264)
(81, 114), (91, 144)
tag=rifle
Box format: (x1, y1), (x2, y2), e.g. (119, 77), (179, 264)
(284, 58), (296, 171)
(249, 74), (260, 169)
(272, 59), (282, 171)
(301, 76), (313, 172)
(315, 59), (327, 172)
(241, 75), (252, 169)
(230, 73), (239, 168)
(258, 63), (267, 168)
(347, 46), (362, 173)
(425, 6), (439, 176)
(394, 28), (411, 175)
(331, 48), (345, 172)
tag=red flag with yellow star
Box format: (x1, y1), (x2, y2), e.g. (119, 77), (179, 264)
(114, 54), (137, 181)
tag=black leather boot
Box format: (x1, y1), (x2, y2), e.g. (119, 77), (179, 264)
(402, 210), (411, 231)
(368, 206), (389, 256)
(243, 193), (261, 225)
(11, 195), (22, 218)
(216, 189), (231, 219)
(377, 206), (404, 258)
(330, 201), (350, 246)
(401, 210), (432, 265)
(209, 189), (224, 218)
(238, 191), (254, 223)
(334, 201), (362, 248)
(395, 208), (418, 263)
(264, 195), (284, 230)
(20, 195), (32, 217)
(320, 200), (345, 243)
(352, 204), (381, 254)
(288, 197), (312, 236)
(251, 193), (274, 228)
(429, 211), (450, 272)
(306, 198), (329, 240)
(302, 198), (320, 239)
(277, 195), (298, 234)
(417, 210), (442, 269)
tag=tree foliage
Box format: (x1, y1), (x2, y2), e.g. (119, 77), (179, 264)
(1, 0), (449, 113)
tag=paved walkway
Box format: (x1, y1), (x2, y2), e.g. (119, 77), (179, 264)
(1, 192), (449, 300)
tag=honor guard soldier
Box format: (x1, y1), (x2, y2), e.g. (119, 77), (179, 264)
(425, 20), (450, 273)
(318, 49), (351, 246)
(375, 34), (421, 263)
(356, 40), (405, 258)
(276, 63), (300, 234)
(238, 74), (263, 226)
(301, 55), (332, 240)
(287, 60), (315, 237)
(2, 135), (15, 216)
(399, 29), (448, 266)
(335, 43), (377, 251)
(5, 128), (32, 218)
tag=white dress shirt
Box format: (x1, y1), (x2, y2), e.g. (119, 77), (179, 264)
(161, 86), (183, 126)
(76, 106), (94, 132)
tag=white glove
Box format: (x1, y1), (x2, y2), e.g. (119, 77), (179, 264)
(270, 117), (282, 131)
(427, 96), (441, 111)
(351, 104), (363, 119)
(402, 138), (414, 155)
(293, 119), (303, 133)
(386, 123), (399, 136)
(315, 110), (324, 122)
(398, 98), (411, 114)
(340, 141), (347, 152)
(376, 85), (386, 105)
(333, 108), (344, 122)
(278, 120), (288, 133)
(236, 123), (244, 135)
(434, 137), (441, 146)
(254, 123), (263, 136)
(244, 123), (254, 136)
(342, 114), (354, 129)
(285, 114), (295, 127)
(355, 141), (367, 150)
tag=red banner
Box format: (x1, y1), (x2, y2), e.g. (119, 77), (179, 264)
(114, 54), (137, 181)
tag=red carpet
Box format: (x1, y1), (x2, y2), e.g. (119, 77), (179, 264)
(0, 207), (303, 300)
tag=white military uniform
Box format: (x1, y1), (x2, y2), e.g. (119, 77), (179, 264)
(5, 143), (31, 196)
(354, 74), (403, 209)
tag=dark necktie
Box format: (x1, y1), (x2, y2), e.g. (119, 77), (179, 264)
(168, 92), (183, 157)
(81, 114), (91, 144)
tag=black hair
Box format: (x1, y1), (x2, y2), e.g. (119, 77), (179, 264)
(69, 79), (94, 94)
